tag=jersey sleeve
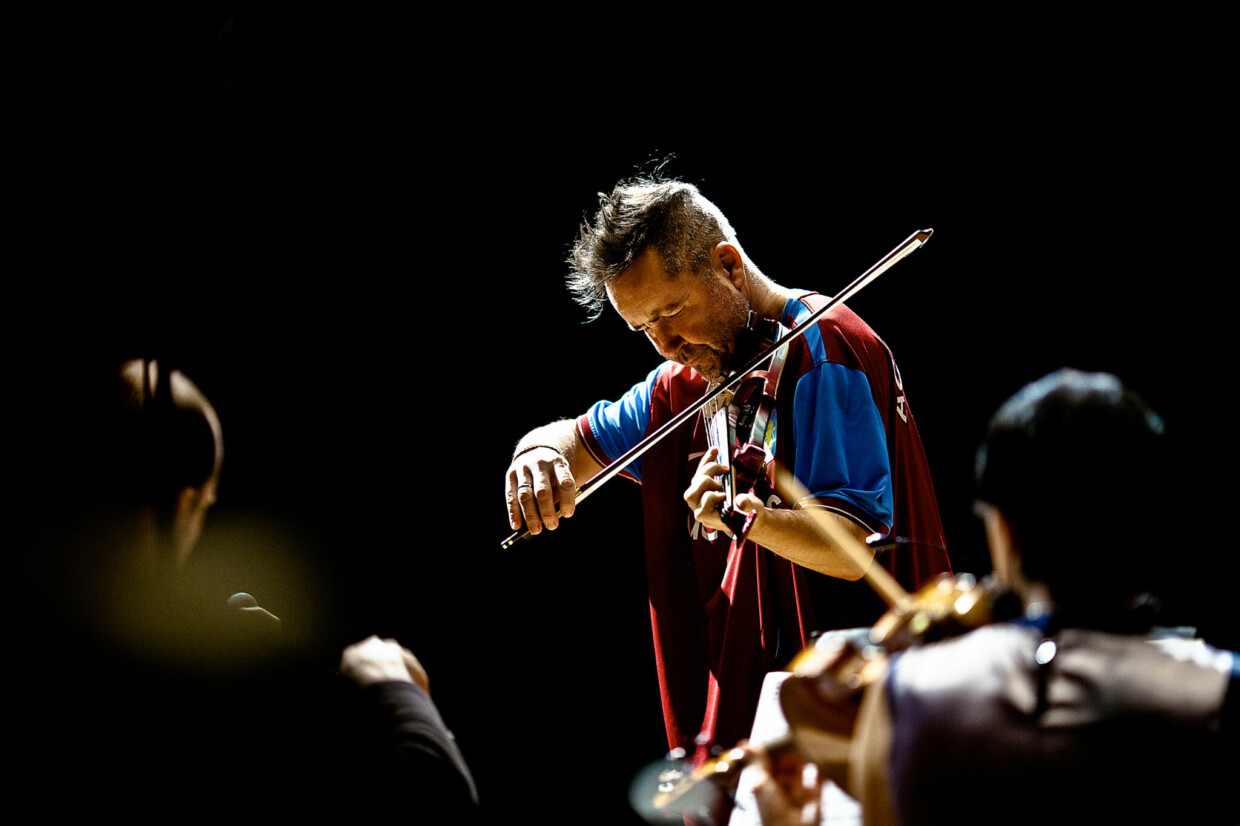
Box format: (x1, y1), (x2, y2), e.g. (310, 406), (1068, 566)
(576, 364), (664, 484)
(791, 359), (894, 534)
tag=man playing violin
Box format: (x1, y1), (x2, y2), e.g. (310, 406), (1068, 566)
(504, 176), (951, 759)
(752, 369), (1238, 824)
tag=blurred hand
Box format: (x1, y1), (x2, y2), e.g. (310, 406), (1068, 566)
(340, 635), (430, 694)
(750, 746), (822, 826)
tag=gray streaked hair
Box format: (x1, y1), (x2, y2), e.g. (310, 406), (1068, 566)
(567, 177), (736, 319)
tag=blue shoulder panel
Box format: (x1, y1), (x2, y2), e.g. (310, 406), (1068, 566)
(786, 298), (893, 530)
(583, 363), (664, 483)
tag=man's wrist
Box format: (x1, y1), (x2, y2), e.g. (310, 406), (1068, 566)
(512, 444), (563, 462)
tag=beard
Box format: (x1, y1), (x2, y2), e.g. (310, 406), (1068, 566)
(686, 276), (751, 382)
(680, 343), (731, 383)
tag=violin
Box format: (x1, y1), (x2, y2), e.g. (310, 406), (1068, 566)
(631, 468), (1007, 822)
(633, 573), (1006, 821)
(501, 229), (935, 550)
(701, 312), (788, 543)
(779, 570), (1004, 749)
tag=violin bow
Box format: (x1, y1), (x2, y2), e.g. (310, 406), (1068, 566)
(501, 229), (934, 551)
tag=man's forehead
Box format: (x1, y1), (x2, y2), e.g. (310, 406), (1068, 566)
(615, 248), (673, 285)
(606, 250), (687, 327)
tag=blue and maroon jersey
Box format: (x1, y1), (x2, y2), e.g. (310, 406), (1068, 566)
(577, 295), (950, 754)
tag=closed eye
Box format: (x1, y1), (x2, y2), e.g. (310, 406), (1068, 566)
(632, 306), (684, 333)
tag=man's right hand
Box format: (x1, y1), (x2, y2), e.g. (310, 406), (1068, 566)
(506, 445), (578, 534)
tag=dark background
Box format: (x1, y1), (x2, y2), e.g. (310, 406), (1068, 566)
(8, 9), (1234, 823)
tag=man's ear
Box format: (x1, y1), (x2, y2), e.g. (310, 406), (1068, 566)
(712, 241), (746, 290)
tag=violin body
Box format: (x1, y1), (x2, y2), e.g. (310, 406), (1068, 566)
(778, 573), (1006, 769)
(702, 314), (790, 540)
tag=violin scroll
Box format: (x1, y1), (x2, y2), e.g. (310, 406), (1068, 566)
(629, 743), (761, 823)
(870, 572), (1005, 651)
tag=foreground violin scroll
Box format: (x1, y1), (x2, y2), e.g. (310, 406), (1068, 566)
(628, 742), (753, 823)
(500, 228), (935, 551)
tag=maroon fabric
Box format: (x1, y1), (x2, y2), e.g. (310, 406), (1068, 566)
(635, 363), (814, 757)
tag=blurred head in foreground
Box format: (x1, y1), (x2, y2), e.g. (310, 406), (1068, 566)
(26, 358), (233, 657)
(110, 358), (224, 569)
(974, 368), (1169, 631)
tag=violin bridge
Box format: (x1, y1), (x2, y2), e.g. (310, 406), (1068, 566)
(701, 385), (734, 422)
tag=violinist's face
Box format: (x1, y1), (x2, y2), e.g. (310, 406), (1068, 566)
(608, 247), (750, 382)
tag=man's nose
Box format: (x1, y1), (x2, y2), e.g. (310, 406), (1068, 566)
(647, 320), (682, 360)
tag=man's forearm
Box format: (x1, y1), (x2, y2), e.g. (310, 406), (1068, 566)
(746, 506), (876, 580)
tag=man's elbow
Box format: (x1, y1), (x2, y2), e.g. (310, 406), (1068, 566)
(836, 553), (875, 581)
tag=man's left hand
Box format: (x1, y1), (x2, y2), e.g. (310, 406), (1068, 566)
(684, 446), (765, 537)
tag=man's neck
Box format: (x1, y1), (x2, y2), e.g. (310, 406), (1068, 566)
(747, 269), (795, 320)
